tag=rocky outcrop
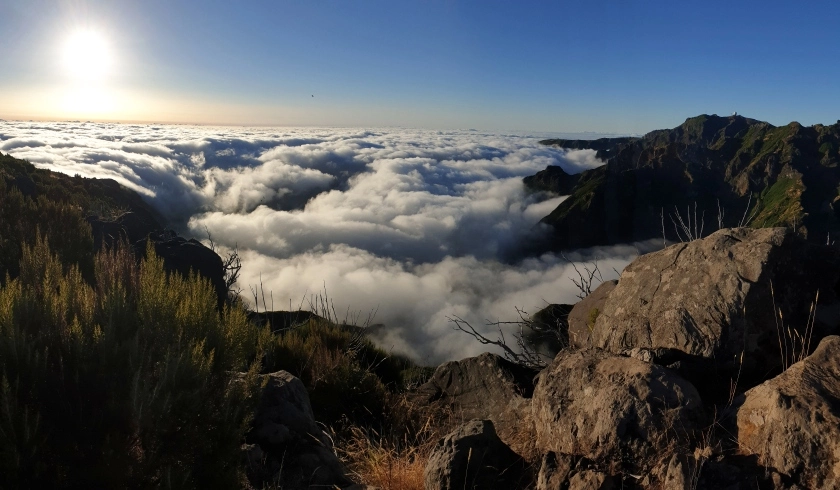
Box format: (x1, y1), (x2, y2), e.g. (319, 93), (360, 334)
(87, 210), (161, 251)
(523, 165), (581, 195)
(424, 419), (527, 490)
(412, 353), (537, 450)
(412, 226), (840, 489)
(534, 114), (840, 250)
(567, 280), (617, 349)
(587, 227), (840, 390)
(567, 470), (615, 490)
(250, 310), (320, 330)
(536, 452), (576, 490)
(733, 335), (840, 489)
(244, 371), (352, 489)
(531, 348), (705, 478)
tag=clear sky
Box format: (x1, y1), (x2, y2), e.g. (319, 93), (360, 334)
(1, 0), (838, 133)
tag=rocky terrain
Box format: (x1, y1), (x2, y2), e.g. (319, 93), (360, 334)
(530, 114), (840, 250)
(241, 226), (840, 489)
(408, 227), (840, 489)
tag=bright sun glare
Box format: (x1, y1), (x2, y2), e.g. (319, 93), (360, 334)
(62, 29), (112, 80)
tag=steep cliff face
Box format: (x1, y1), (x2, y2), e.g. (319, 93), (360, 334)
(532, 114), (840, 249)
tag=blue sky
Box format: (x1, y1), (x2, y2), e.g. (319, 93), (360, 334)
(1, 0), (838, 133)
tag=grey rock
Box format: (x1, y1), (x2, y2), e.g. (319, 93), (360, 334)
(424, 419), (527, 490)
(245, 371), (352, 489)
(661, 454), (692, 490)
(536, 451), (575, 490)
(567, 470), (614, 490)
(412, 353), (537, 450)
(567, 280), (617, 349)
(532, 349), (705, 475)
(588, 227), (840, 389)
(526, 303), (574, 358)
(734, 335), (840, 489)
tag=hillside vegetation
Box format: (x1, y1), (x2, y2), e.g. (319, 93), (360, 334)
(0, 152), (434, 488)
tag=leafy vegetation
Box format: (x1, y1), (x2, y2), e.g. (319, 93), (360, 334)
(0, 235), (269, 488)
(0, 151), (443, 489)
(0, 183), (95, 282)
(749, 176), (805, 228)
(0, 153), (162, 226)
(248, 305), (439, 489)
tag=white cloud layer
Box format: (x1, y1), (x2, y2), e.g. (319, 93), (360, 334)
(0, 120), (637, 363)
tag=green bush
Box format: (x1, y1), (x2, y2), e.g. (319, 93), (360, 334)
(262, 316), (427, 431)
(0, 237), (269, 488)
(0, 183), (95, 282)
(265, 318), (390, 426)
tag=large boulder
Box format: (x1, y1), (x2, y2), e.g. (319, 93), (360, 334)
(531, 349), (705, 477)
(412, 353), (537, 452)
(244, 371), (352, 489)
(536, 453), (617, 490)
(424, 419), (527, 490)
(733, 335), (840, 489)
(567, 280), (617, 349)
(587, 227), (840, 389)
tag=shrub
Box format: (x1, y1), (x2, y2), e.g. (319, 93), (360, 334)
(0, 184), (94, 282)
(265, 317), (392, 427)
(0, 237), (269, 488)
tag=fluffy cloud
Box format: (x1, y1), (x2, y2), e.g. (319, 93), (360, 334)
(0, 120), (637, 364)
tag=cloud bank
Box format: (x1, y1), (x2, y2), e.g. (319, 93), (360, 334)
(0, 120), (639, 363)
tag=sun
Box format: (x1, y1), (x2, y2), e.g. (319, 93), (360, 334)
(62, 29), (112, 80)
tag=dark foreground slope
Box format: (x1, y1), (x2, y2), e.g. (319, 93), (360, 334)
(530, 114), (840, 249)
(0, 152), (234, 305)
(0, 151), (433, 489)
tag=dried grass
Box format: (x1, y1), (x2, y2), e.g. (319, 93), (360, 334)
(336, 394), (457, 490)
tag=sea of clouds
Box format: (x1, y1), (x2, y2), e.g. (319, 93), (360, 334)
(0, 120), (649, 363)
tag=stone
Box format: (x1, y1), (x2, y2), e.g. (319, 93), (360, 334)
(734, 335), (840, 489)
(532, 348), (705, 475)
(587, 227), (840, 391)
(567, 470), (614, 490)
(412, 352), (537, 452)
(567, 280), (617, 349)
(140, 231), (228, 307)
(244, 371), (352, 489)
(424, 419), (526, 490)
(535, 452), (575, 490)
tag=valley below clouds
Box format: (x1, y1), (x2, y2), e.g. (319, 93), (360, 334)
(0, 121), (645, 363)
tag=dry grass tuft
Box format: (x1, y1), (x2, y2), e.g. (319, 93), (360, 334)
(336, 394), (457, 490)
(340, 426), (429, 490)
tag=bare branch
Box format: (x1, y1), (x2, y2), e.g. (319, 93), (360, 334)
(561, 253), (603, 299)
(448, 315), (549, 369)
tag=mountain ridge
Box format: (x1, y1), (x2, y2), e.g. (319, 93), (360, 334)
(529, 114), (840, 249)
